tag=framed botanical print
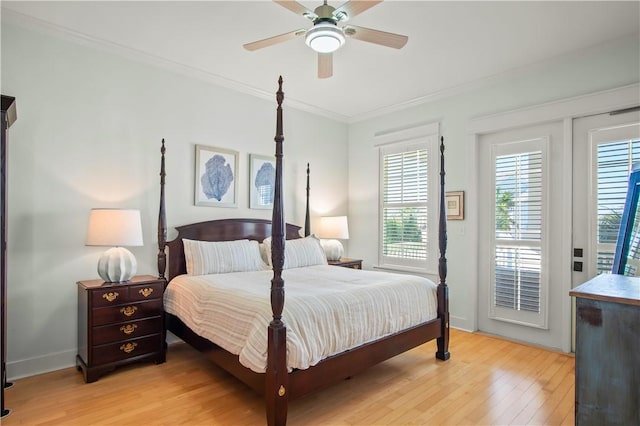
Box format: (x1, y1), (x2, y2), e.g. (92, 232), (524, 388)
(249, 154), (276, 209)
(446, 191), (464, 220)
(195, 144), (238, 207)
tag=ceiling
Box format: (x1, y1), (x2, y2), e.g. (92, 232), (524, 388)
(2, 1), (639, 122)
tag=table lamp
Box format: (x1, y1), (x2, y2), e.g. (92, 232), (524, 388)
(318, 216), (349, 261)
(86, 208), (143, 282)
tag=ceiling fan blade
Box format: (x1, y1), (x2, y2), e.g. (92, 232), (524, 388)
(318, 52), (333, 79)
(243, 29), (306, 51)
(273, 1), (317, 20)
(333, 1), (383, 21)
(343, 25), (408, 49)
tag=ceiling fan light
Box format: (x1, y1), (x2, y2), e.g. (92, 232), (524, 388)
(305, 22), (345, 53)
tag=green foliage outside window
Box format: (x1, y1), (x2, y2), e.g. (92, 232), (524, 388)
(496, 187), (515, 231)
(385, 209), (423, 244)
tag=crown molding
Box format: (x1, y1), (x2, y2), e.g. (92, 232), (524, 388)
(348, 34), (640, 124)
(2, 9), (350, 123)
(348, 68), (522, 124)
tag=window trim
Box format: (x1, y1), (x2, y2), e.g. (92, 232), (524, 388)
(375, 122), (440, 273)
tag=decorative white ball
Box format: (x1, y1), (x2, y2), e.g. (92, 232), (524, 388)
(320, 239), (344, 261)
(97, 247), (137, 282)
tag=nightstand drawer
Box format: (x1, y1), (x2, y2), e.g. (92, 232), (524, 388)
(91, 287), (129, 307)
(90, 281), (163, 307)
(92, 299), (163, 326)
(92, 334), (162, 365)
(92, 317), (163, 345)
(129, 282), (164, 302)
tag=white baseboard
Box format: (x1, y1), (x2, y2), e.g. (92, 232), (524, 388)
(450, 315), (475, 333)
(7, 349), (77, 382)
(7, 334), (184, 381)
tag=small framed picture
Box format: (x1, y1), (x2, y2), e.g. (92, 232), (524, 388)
(249, 154), (276, 209)
(195, 144), (238, 207)
(446, 191), (464, 220)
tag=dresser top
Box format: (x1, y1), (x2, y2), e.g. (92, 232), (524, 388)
(77, 274), (162, 289)
(570, 273), (640, 306)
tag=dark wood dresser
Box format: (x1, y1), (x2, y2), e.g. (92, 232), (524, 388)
(76, 275), (166, 383)
(570, 273), (639, 425)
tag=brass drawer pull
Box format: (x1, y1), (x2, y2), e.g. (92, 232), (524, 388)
(120, 306), (137, 317)
(102, 292), (119, 302)
(139, 288), (154, 298)
(120, 342), (137, 354)
(120, 324), (138, 335)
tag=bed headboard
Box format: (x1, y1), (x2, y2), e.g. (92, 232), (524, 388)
(165, 218), (301, 281)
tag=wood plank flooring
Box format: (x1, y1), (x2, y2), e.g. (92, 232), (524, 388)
(3, 329), (574, 425)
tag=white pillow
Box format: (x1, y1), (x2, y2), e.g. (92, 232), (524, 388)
(263, 235), (327, 269)
(183, 239), (268, 275)
(258, 242), (270, 265)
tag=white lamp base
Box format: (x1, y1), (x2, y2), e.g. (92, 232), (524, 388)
(97, 247), (137, 282)
(320, 239), (344, 261)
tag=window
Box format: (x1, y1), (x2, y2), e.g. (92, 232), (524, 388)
(595, 139), (640, 274)
(377, 124), (439, 272)
(490, 137), (549, 328)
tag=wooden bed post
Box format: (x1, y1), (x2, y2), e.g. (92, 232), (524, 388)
(267, 76), (288, 426)
(436, 136), (451, 360)
(158, 139), (167, 281)
(305, 163), (310, 237)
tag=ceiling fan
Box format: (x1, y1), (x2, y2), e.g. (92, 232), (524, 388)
(243, 0), (408, 79)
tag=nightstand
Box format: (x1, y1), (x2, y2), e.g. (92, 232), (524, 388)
(328, 257), (363, 269)
(76, 275), (166, 383)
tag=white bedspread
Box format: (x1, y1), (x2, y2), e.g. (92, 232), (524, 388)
(164, 265), (438, 373)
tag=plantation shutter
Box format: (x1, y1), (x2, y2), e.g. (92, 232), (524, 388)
(490, 137), (548, 328)
(596, 139), (640, 273)
(380, 142), (430, 269)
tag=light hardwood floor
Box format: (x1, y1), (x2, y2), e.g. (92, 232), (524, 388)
(3, 329), (574, 425)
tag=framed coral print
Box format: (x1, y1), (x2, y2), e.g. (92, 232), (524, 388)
(195, 144), (238, 207)
(446, 191), (464, 220)
(249, 154), (276, 209)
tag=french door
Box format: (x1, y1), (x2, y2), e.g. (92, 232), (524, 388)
(572, 110), (640, 285)
(478, 120), (566, 350)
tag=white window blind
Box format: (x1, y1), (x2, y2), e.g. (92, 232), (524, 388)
(494, 151), (542, 312)
(382, 146), (428, 261)
(490, 137), (548, 328)
(377, 128), (439, 272)
(596, 139), (640, 274)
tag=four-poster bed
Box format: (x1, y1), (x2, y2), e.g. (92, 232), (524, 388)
(158, 77), (450, 426)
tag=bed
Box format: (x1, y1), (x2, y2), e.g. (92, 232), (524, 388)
(157, 77), (450, 426)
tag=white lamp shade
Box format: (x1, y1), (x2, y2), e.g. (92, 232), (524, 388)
(86, 209), (143, 247)
(318, 216), (349, 239)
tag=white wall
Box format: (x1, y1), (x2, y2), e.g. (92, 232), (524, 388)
(3, 13), (639, 380)
(1, 21), (348, 379)
(348, 34), (640, 332)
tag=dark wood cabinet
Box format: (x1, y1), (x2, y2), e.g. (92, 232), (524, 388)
(570, 274), (640, 425)
(76, 275), (166, 383)
(328, 257), (362, 269)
